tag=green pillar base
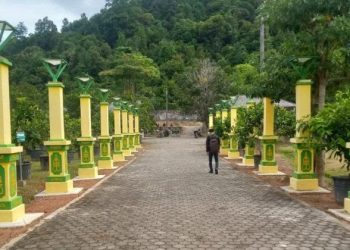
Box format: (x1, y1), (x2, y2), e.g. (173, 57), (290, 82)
(290, 176), (319, 191)
(345, 193), (350, 213)
(258, 165), (278, 174)
(122, 134), (132, 156)
(98, 136), (113, 169)
(227, 134), (239, 159)
(113, 153), (126, 162)
(129, 134), (137, 153)
(243, 145), (254, 166)
(220, 138), (230, 156)
(227, 150), (240, 159)
(134, 133), (142, 148)
(259, 136), (278, 174)
(290, 138), (319, 191)
(44, 141), (73, 194)
(77, 138), (98, 179)
(113, 135), (126, 162)
(0, 146), (25, 223)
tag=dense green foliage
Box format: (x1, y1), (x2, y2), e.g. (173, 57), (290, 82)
(4, 0), (263, 148)
(4, 0), (350, 157)
(300, 90), (350, 170)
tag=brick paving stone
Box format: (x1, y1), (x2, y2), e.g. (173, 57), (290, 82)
(10, 138), (350, 249)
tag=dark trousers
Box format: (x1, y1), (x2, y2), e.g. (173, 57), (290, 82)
(208, 152), (219, 171)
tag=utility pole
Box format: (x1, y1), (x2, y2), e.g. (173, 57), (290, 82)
(165, 87), (168, 127)
(260, 17), (265, 71)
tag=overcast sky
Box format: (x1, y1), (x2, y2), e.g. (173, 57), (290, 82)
(0, 0), (106, 34)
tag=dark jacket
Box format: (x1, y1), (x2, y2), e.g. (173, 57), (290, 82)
(206, 133), (220, 153)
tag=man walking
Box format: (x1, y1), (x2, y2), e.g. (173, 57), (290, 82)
(206, 128), (220, 174)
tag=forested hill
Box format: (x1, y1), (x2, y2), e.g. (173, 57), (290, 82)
(5, 0), (262, 120)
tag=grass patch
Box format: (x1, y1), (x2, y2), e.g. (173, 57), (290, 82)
(277, 144), (294, 164)
(17, 153), (81, 203)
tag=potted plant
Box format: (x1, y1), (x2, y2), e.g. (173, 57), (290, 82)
(300, 90), (350, 204)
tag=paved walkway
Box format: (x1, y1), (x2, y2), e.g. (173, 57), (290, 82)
(11, 138), (350, 249)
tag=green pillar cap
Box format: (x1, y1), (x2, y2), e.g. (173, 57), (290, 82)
(99, 88), (110, 102)
(43, 59), (68, 82)
(77, 76), (93, 95)
(296, 79), (313, 85)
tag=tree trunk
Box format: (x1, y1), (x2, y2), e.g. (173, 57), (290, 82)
(315, 70), (328, 187)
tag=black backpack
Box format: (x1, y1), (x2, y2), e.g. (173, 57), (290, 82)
(209, 135), (219, 153)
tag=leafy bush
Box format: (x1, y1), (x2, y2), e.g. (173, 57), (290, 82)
(300, 90), (350, 171)
(275, 106), (296, 138)
(11, 97), (49, 150)
(234, 103), (263, 149)
(213, 117), (231, 139)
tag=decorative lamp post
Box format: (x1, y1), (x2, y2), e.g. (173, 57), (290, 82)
(289, 58), (319, 191)
(112, 97), (125, 162)
(0, 21), (25, 223)
(220, 100), (230, 156)
(208, 108), (214, 130)
(42, 59), (78, 195)
(97, 89), (114, 169)
(242, 100), (255, 166)
(227, 96), (240, 159)
(121, 101), (132, 157)
(345, 143), (350, 213)
(128, 104), (137, 153)
(134, 107), (142, 149)
(258, 97), (279, 174)
(76, 77), (99, 179)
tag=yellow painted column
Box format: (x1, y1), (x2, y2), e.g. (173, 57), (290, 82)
(134, 109), (142, 149)
(220, 108), (229, 156)
(113, 105), (125, 162)
(290, 80), (319, 191)
(242, 101), (255, 166)
(227, 106), (239, 159)
(345, 142), (350, 213)
(77, 95), (98, 179)
(128, 109), (136, 153)
(121, 104), (132, 157)
(97, 102), (114, 169)
(208, 108), (214, 129)
(258, 97), (279, 174)
(44, 82), (73, 194)
(0, 59), (25, 222)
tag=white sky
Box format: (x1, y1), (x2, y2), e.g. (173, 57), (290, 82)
(0, 0), (106, 34)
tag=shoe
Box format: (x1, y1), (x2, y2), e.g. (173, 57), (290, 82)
(215, 169), (218, 174)
(209, 170), (213, 173)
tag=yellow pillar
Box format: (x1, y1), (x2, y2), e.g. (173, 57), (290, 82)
(44, 82), (73, 194)
(242, 101), (255, 166)
(134, 109), (142, 149)
(227, 106), (240, 159)
(290, 80), (318, 191)
(128, 110), (136, 153)
(113, 105), (125, 162)
(220, 108), (229, 156)
(258, 97), (279, 174)
(343, 143), (350, 213)
(208, 108), (214, 130)
(77, 95), (98, 179)
(0, 59), (25, 223)
(97, 102), (113, 169)
(122, 105), (132, 157)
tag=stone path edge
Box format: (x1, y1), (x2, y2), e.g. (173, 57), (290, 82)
(1, 156), (139, 250)
(221, 156), (350, 231)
